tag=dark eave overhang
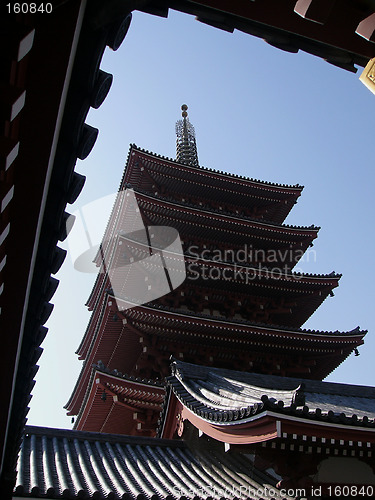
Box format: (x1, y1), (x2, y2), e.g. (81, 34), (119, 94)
(0, 1), (133, 496)
(121, 301), (366, 343)
(0, 1), (88, 493)
(133, 187), (318, 239)
(148, 0), (375, 72)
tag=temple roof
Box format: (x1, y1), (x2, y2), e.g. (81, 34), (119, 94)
(68, 295), (364, 411)
(121, 145), (303, 224)
(121, 302), (366, 341)
(113, 271), (340, 330)
(166, 361), (375, 428)
(14, 426), (293, 500)
(125, 144), (303, 193)
(133, 188), (318, 250)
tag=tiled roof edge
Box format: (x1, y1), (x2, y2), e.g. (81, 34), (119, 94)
(167, 374), (375, 429)
(130, 144), (304, 190)
(125, 302), (366, 338)
(127, 184), (318, 231)
(23, 425), (184, 448)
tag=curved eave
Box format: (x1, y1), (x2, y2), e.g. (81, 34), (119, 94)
(134, 188), (318, 240)
(181, 405), (279, 445)
(122, 146), (303, 225)
(74, 368), (165, 434)
(167, 361), (375, 436)
(178, 404), (375, 447)
(0, 3), (130, 495)
(76, 276), (112, 359)
(120, 302), (366, 345)
(184, 255), (341, 286)
(167, 377), (375, 441)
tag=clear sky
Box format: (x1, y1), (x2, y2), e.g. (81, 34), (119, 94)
(27, 10), (375, 429)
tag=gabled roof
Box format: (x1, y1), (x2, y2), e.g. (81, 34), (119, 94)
(14, 426), (293, 499)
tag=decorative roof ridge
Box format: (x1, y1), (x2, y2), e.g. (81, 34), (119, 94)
(23, 425), (183, 448)
(169, 360), (304, 412)
(129, 144), (304, 191)
(167, 361), (375, 427)
(124, 302), (366, 338)
(184, 255), (342, 280)
(172, 360), (375, 398)
(128, 184), (319, 231)
(165, 374), (279, 424)
(292, 270), (341, 279)
(169, 377), (375, 427)
(93, 360), (165, 387)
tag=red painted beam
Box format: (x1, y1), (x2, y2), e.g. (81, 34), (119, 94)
(357, 12), (375, 43)
(294, 0), (336, 25)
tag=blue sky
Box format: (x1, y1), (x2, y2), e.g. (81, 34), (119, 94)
(27, 10), (375, 429)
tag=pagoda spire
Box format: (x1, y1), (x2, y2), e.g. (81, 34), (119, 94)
(175, 104), (199, 166)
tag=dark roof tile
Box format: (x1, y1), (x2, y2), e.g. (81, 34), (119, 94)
(167, 361), (375, 427)
(15, 426), (291, 499)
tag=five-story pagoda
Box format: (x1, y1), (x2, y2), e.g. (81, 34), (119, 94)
(65, 105), (366, 438)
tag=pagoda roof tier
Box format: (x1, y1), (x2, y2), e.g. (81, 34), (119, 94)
(81, 260), (336, 368)
(182, 254), (340, 289)
(83, 208), (339, 328)
(92, 188), (318, 292)
(15, 426), (291, 500)
(162, 361), (375, 449)
(73, 364), (165, 436)
(102, 237), (341, 327)
(182, 260), (340, 326)
(134, 189), (319, 253)
(84, 216), (320, 323)
(67, 292), (364, 417)
(122, 145), (303, 224)
(116, 301), (365, 379)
